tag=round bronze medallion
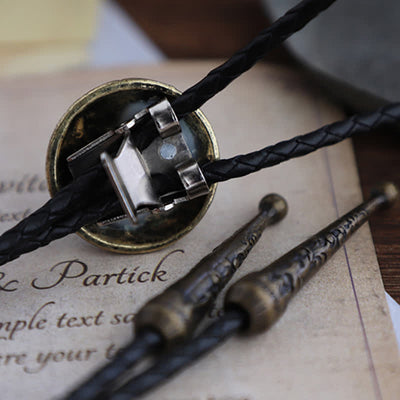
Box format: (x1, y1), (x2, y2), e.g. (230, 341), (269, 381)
(46, 79), (219, 254)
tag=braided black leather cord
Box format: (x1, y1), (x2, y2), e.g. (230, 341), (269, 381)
(135, 0), (337, 151)
(0, 166), (121, 266)
(202, 102), (400, 183)
(2, 102), (399, 267)
(65, 329), (162, 400)
(0, 0), (337, 267)
(171, 0), (336, 119)
(110, 309), (245, 400)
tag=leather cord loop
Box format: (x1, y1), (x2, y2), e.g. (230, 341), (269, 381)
(2, 0), (395, 398)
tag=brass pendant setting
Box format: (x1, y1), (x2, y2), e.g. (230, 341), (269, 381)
(46, 79), (219, 254)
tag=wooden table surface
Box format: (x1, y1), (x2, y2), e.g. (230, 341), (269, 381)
(116, 0), (400, 303)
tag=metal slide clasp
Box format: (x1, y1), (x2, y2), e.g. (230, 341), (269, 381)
(68, 98), (209, 224)
(47, 78), (218, 253)
(101, 99), (209, 223)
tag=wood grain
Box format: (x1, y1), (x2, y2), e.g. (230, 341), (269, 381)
(353, 130), (400, 302)
(116, 0), (400, 303)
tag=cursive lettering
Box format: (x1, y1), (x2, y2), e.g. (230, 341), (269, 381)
(0, 174), (47, 195)
(0, 272), (18, 292)
(0, 208), (31, 223)
(31, 260), (88, 290)
(0, 301), (54, 340)
(31, 250), (184, 291)
(56, 310), (104, 329)
(23, 348), (97, 374)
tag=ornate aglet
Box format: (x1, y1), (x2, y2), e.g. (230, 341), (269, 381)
(135, 193), (288, 346)
(226, 182), (399, 334)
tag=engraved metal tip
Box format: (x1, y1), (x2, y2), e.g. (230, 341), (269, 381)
(134, 192), (288, 345)
(258, 193), (288, 223)
(371, 182), (399, 207)
(226, 182), (396, 334)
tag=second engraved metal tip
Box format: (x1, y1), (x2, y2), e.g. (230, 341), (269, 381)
(371, 182), (399, 207)
(225, 182), (399, 334)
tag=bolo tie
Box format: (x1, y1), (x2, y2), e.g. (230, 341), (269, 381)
(0, 0), (399, 398)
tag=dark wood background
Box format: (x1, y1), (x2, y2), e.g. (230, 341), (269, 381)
(116, 0), (400, 303)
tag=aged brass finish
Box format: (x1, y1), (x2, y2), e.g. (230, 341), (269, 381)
(134, 193), (288, 345)
(226, 182), (399, 334)
(46, 79), (219, 254)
